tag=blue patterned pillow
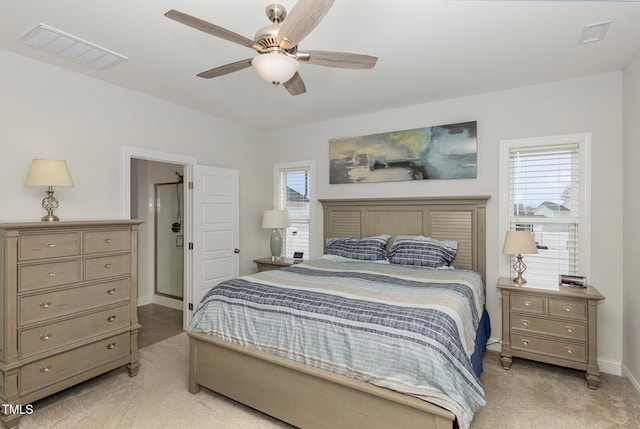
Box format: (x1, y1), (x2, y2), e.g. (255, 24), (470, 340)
(325, 234), (390, 261)
(388, 235), (457, 268)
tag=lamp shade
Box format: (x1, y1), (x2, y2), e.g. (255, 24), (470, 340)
(262, 210), (290, 229)
(252, 53), (299, 85)
(26, 159), (74, 187)
(502, 231), (538, 255)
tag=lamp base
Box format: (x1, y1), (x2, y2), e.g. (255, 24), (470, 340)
(41, 214), (60, 222)
(41, 187), (61, 222)
(270, 229), (283, 260)
(512, 254), (527, 285)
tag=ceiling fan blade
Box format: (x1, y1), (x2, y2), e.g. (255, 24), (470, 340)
(165, 10), (257, 50)
(284, 72), (306, 96)
(298, 50), (378, 69)
(276, 0), (335, 50)
(196, 58), (253, 79)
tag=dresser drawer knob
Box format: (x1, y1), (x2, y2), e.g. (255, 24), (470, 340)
(106, 288), (116, 295)
(40, 365), (51, 373)
(106, 342), (116, 350)
(523, 300), (531, 307)
(565, 347), (574, 355)
(565, 326), (574, 333)
(104, 263), (112, 269)
(40, 333), (52, 341)
(564, 306), (572, 312)
(48, 271), (55, 277)
(107, 315), (116, 322)
(104, 238), (112, 244)
(40, 301), (52, 309)
(521, 339), (530, 346)
(45, 242), (56, 248)
(521, 319), (529, 326)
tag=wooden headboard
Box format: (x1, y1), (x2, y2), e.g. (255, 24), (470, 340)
(319, 196), (490, 280)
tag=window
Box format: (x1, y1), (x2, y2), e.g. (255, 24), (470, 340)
(500, 134), (591, 285)
(274, 161), (314, 260)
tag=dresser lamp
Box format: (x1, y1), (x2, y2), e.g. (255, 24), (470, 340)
(502, 231), (538, 285)
(262, 209), (290, 260)
(25, 159), (74, 221)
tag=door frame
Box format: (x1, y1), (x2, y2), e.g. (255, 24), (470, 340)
(121, 146), (197, 330)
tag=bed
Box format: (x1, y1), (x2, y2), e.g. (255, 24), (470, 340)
(188, 196), (490, 429)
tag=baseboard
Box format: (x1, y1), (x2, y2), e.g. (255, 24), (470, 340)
(137, 295), (153, 307)
(152, 295), (184, 311)
(622, 364), (640, 396)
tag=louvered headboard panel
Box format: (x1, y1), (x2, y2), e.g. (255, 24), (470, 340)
(320, 196), (489, 281)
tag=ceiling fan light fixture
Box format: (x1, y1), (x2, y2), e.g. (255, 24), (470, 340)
(252, 52), (299, 86)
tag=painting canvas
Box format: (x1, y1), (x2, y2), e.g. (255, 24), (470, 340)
(329, 121), (477, 184)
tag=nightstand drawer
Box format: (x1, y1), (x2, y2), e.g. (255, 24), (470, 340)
(19, 232), (81, 261)
(511, 333), (586, 363)
(511, 314), (586, 341)
(19, 278), (130, 325)
(549, 298), (587, 320)
(84, 230), (131, 254)
(19, 260), (82, 291)
(20, 332), (130, 394)
(20, 305), (130, 358)
(510, 294), (545, 315)
(85, 254), (130, 280)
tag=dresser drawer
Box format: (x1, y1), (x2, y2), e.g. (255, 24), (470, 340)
(19, 278), (130, 325)
(510, 314), (587, 341)
(511, 333), (586, 363)
(510, 294), (545, 315)
(84, 254), (130, 280)
(19, 260), (81, 291)
(20, 332), (130, 394)
(85, 230), (131, 254)
(19, 232), (81, 261)
(549, 298), (587, 321)
(20, 305), (130, 358)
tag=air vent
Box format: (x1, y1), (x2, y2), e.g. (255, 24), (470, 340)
(578, 20), (612, 45)
(18, 23), (127, 70)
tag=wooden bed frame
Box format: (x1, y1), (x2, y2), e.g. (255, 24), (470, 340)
(188, 196), (489, 429)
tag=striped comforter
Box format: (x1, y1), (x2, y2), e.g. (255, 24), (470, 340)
(189, 259), (486, 429)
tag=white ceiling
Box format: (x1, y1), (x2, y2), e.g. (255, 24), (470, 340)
(2, 1), (640, 130)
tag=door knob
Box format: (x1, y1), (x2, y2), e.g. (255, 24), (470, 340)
(234, 248), (240, 254)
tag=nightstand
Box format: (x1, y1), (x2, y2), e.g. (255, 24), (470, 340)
(497, 277), (605, 389)
(253, 257), (295, 272)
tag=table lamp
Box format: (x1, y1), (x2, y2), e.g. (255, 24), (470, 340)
(262, 210), (290, 260)
(502, 231), (538, 285)
(26, 159), (74, 221)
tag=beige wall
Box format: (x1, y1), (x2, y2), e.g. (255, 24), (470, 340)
(623, 51), (640, 389)
(1, 45), (631, 378)
(264, 72), (625, 374)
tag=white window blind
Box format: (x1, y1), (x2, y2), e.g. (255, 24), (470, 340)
(507, 142), (583, 285)
(276, 165), (311, 259)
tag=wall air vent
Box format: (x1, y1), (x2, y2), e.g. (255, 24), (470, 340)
(578, 20), (612, 45)
(18, 23), (127, 70)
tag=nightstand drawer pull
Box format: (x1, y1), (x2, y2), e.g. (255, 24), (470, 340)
(565, 347), (574, 355)
(564, 306), (572, 312)
(40, 301), (52, 309)
(107, 315), (116, 322)
(565, 326), (574, 333)
(106, 342), (116, 350)
(521, 339), (530, 346)
(48, 271), (55, 277)
(523, 300), (531, 307)
(46, 242), (56, 248)
(106, 288), (116, 295)
(104, 238), (112, 244)
(521, 319), (529, 326)
(40, 333), (52, 341)
(40, 365), (51, 373)
(104, 263), (112, 269)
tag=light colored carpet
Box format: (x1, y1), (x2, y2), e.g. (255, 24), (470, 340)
(19, 333), (640, 429)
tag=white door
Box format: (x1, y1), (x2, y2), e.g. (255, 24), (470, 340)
(189, 165), (239, 320)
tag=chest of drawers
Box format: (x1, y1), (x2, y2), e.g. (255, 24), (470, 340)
(0, 220), (143, 428)
(497, 277), (605, 389)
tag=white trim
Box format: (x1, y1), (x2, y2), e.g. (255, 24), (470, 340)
(121, 146), (197, 330)
(622, 363), (640, 395)
(152, 295), (184, 311)
(498, 133), (592, 280)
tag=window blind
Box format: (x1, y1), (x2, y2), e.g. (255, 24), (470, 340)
(277, 167), (311, 259)
(507, 143), (581, 284)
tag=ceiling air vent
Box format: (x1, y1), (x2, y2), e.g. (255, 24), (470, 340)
(578, 20), (612, 45)
(18, 23), (127, 70)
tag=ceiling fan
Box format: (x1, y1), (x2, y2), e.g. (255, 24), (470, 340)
(165, 0), (378, 96)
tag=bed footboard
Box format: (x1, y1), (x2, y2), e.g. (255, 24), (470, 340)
(188, 331), (454, 429)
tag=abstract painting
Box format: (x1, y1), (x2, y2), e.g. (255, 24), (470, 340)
(329, 121), (477, 184)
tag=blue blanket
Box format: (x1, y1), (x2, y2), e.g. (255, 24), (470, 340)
(190, 260), (488, 429)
